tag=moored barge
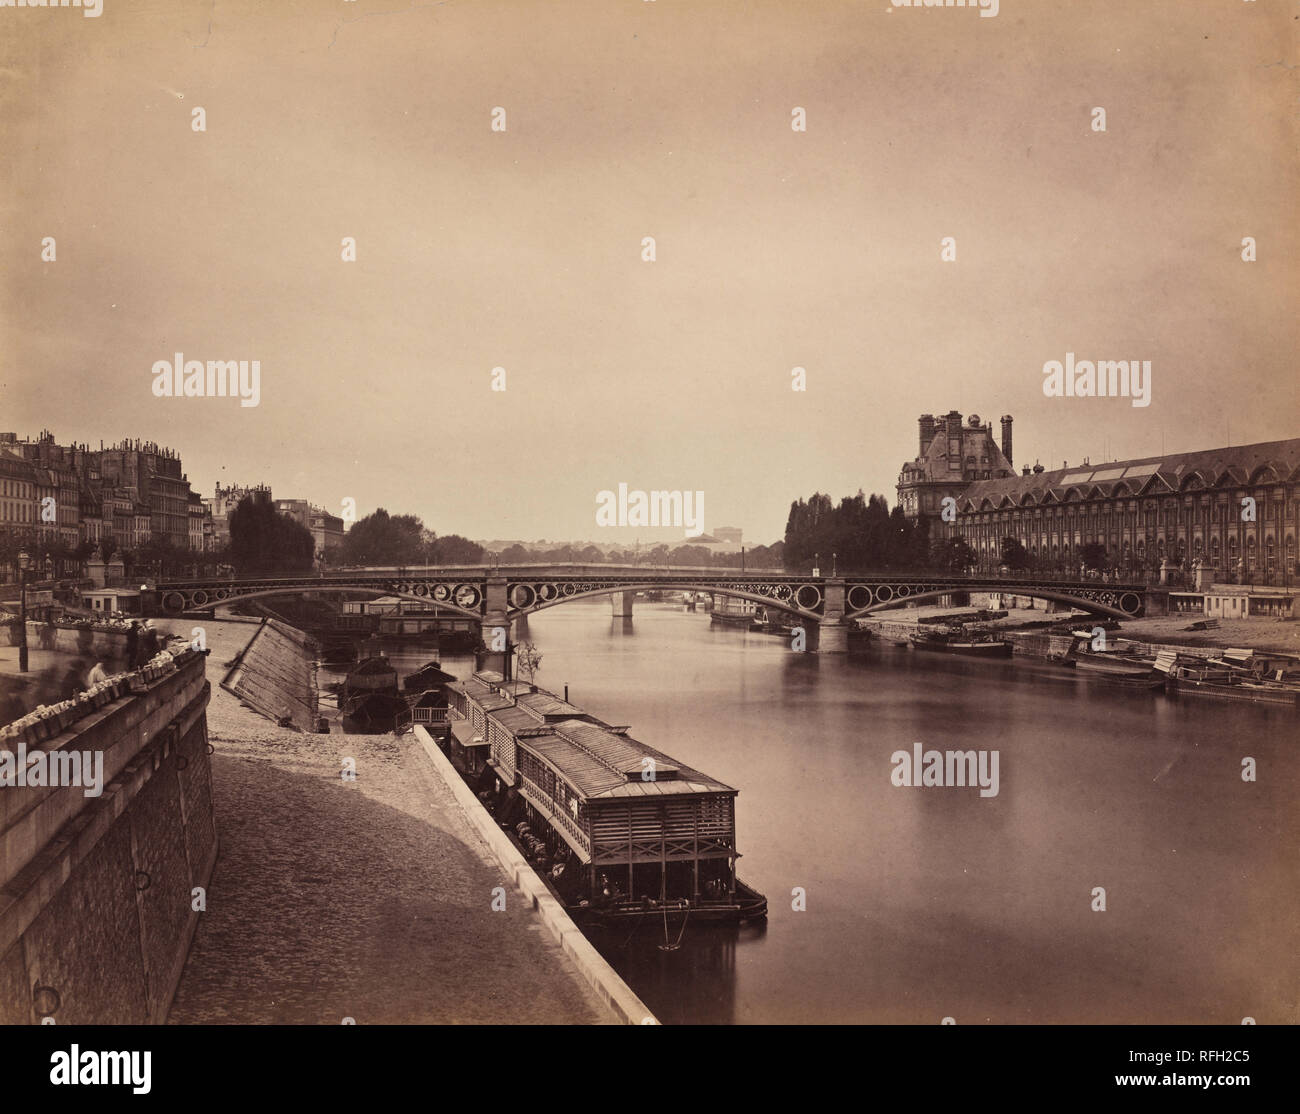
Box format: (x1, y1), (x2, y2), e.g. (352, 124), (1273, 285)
(1164, 663), (1300, 707)
(1069, 641), (1155, 678)
(910, 627), (1012, 657)
(710, 596), (761, 630)
(438, 671), (767, 928)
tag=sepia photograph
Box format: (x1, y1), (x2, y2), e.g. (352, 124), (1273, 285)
(0, 0), (1296, 1094)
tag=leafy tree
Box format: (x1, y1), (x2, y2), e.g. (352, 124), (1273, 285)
(229, 491), (316, 574)
(339, 509), (426, 566)
(741, 541), (784, 570)
(501, 544), (531, 564)
(931, 536), (977, 574)
(1080, 542), (1108, 571)
(669, 544), (711, 567)
(433, 534), (485, 565)
(1000, 537), (1029, 570)
(784, 491), (929, 573)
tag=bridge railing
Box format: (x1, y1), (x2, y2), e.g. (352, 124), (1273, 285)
(154, 565), (1154, 588)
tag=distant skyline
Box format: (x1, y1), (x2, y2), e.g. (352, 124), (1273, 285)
(3, 0), (1296, 547)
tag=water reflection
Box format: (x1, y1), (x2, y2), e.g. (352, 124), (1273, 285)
(516, 600), (1300, 1025)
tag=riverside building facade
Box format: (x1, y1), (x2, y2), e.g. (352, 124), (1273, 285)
(899, 415), (1300, 586)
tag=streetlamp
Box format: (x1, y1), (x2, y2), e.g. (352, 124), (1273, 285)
(17, 549), (29, 673)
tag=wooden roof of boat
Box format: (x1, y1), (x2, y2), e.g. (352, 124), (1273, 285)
(403, 661), (457, 689)
(520, 719), (734, 800)
(349, 656), (396, 675)
(443, 670), (737, 800)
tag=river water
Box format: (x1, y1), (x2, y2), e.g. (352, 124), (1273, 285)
(327, 600), (1299, 1025)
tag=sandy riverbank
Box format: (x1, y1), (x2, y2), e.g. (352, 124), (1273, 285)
(1111, 615), (1300, 654)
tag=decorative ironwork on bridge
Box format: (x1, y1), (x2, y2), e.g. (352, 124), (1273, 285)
(151, 567), (1145, 622)
(840, 576), (1145, 619)
(502, 576), (828, 618)
(156, 572), (487, 618)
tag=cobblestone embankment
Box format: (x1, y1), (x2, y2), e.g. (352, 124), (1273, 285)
(165, 619), (612, 1025)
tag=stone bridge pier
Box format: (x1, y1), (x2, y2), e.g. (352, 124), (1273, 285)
(610, 590), (636, 619)
(479, 575), (511, 674)
(810, 578), (848, 654)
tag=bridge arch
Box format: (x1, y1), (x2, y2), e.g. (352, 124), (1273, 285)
(172, 584), (483, 622)
(506, 581), (823, 624)
(846, 585), (1141, 622)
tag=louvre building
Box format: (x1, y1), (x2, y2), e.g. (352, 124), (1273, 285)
(899, 413), (1300, 583)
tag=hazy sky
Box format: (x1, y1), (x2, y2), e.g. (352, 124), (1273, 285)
(2, 0), (1296, 546)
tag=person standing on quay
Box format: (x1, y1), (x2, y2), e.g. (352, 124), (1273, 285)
(140, 621), (159, 664)
(126, 620), (140, 669)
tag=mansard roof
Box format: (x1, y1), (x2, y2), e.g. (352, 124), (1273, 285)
(958, 437), (1300, 507)
(903, 420), (1015, 482)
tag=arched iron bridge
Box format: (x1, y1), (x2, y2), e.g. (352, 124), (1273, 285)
(149, 564), (1146, 623)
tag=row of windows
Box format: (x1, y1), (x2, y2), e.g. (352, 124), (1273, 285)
(973, 536), (1293, 567)
(967, 502), (1298, 526)
(518, 749), (586, 826)
(965, 524), (1293, 547)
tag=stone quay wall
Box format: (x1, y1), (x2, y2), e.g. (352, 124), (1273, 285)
(0, 650), (217, 1024)
(7, 621), (130, 658)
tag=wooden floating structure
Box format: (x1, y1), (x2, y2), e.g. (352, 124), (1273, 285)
(910, 626), (1013, 658)
(339, 655), (401, 732)
(439, 670), (767, 928)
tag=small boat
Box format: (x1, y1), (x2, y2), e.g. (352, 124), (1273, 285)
(752, 607), (800, 635)
(1092, 673), (1166, 690)
(910, 627), (1012, 657)
(710, 598), (760, 629)
(1166, 665), (1300, 707)
(1070, 641), (1154, 678)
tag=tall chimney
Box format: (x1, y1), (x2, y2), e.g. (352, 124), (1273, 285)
(918, 414), (936, 455)
(946, 410), (963, 437)
(1000, 415), (1013, 469)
